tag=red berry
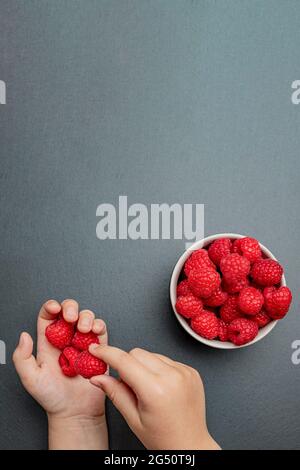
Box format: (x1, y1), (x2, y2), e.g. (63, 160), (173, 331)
(176, 279), (192, 297)
(191, 311), (219, 340)
(218, 320), (229, 342)
(59, 346), (80, 377)
(238, 287), (264, 316)
(227, 318), (258, 346)
(232, 238), (242, 253)
(249, 281), (264, 291)
(184, 249), (215, 277)
(251, 259), (283, 286)
(45, 317), (74, 350)
(204, 287), (228, 307)
(188, 267), (221, 298)
(175, 294), (203, 319)
(220, 295), (243, 323)
(208, 238), (232, 266)
(220, 253), (250, 284)
(264, 286), (292, 319)
(74, 351), (107, 379)
(233, 237), (261, 263)
(250, 310), (271, 328)
(222, 276), (249, 294)
(72, 331), (100, 351)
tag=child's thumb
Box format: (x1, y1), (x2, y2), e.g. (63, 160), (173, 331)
(90, 375), (140, 427)
(13, 332), (39, 386)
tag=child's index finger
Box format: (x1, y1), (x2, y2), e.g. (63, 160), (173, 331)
(89, 344), (153, 397)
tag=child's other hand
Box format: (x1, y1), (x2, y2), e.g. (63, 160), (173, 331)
(89, 345), (220, 450)
(13, 300), (108, 438)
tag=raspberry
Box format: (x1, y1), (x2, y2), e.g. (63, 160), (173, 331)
(188, 267), (221, 298)
(218, 320), (229, 342)
(72, 331), (100, 351)
(176, 279), (192, 297)
(227, 318), (258, 346)
(249, 281), (264, 291)
(59, 346), (80, 377)
(190, 311), (219, 340)
(232, 238), (242, 253)
(251, 259), (283, 286)
(238, 287), (264, 316)
(74, 351), (107, 379)
(204, 287), (228, 307)
(45, 317), (74, 350)
(208, 238), (232, 266)
(222, 276), (249, 294)
(220, 253), (250, 283)
(232, 237), (261, 263)
(250, 310), (271, 328)
(264, 286), (292, 319)
(175, 294), (203, 319)
(220, 295), (242, 323)
(184, 249), (215, 277)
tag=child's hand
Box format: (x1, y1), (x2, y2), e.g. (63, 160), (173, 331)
(89, 345), (220, 450)
(13, 299), (109, 449)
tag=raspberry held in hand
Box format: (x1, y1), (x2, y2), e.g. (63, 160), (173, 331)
(45, 317), (74, 350)
(238, 287), (264, 316)
(59, 346), (81, 377)
(176, 294), (203, 319)
(45, 313), (106, 379)
(74, 350), (107, 379)
(251, 259), (283, 286)
(191, 311), (220, 340)
(72, 331), (100, 351)
(227, 318), (258, 346)
(188, 267), (221, 298)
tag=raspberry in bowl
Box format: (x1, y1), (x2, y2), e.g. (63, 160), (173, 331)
(170, 233), (292, 349)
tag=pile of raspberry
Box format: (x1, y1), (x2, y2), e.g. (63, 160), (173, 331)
(45, 318), (107, 378)
(175, 237), (293, 346)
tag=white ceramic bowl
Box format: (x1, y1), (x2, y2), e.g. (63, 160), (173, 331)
(170, 233), (286, 349)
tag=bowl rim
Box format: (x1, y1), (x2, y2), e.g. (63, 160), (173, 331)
(170, 233), (286, 349)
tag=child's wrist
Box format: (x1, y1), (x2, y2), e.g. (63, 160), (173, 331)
(47, 414), (108, 450)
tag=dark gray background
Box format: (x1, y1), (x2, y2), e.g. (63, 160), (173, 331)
(0, 0), (299, 450)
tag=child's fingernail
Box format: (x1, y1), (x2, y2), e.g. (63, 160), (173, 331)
(89, 343), (98, 351)
(81, 318), (91, 328)
(65, 306), (77, 321)
(47, 300), (60, 309)
(19, 332), (26, 347)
